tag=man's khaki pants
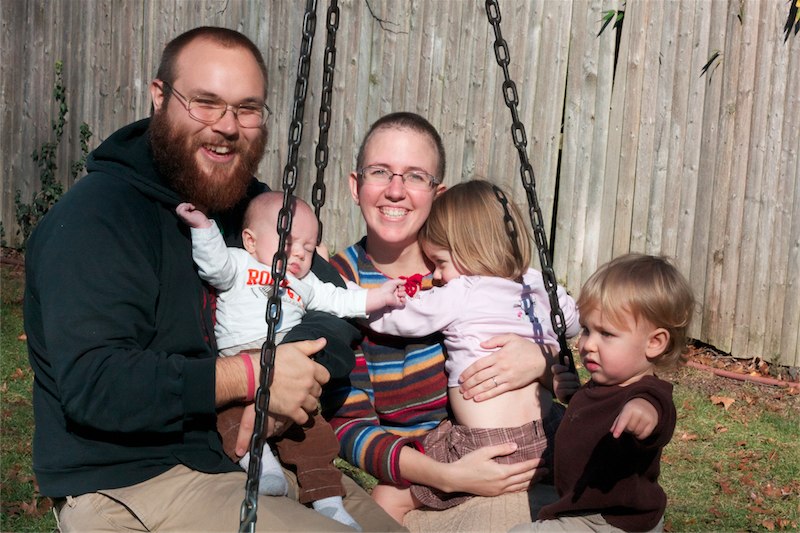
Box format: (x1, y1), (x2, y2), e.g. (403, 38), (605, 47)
(54, 464), (405, 532)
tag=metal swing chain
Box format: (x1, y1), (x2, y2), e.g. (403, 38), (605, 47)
(485, 0), (576, 374)
(239, 1), (318, 531)
(311, 0), (340, 244)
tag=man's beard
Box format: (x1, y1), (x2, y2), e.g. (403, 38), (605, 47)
(150, 108), (266, 213)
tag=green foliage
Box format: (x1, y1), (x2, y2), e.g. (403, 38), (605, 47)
(598, 4), (625, 37)
(14, 61), (92, 248)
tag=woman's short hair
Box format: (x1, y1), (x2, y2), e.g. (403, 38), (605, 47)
(356, 112), (446, 181)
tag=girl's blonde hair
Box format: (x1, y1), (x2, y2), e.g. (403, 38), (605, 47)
(419, 180), (532, 281)
(578, 253), (695, 369)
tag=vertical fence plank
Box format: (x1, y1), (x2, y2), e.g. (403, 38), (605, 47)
(673, 0), (706, 294)
(777, 21), (800, 364)
(734, 0), (779, 357)
(648, 1), (680, 257)
(630, 1), (662, 254)
(702, 0), (738, 347)
(599, 0), (629, 267)
(662, 0), (695, 264)
(561, 0), (597, 287)
(717, 0), (759, 351)
(611, 0), (651, 256)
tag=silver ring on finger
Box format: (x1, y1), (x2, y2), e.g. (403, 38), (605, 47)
(492, 377), (499, 388)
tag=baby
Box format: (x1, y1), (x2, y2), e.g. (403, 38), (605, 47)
(512, 253), (694, 533)
(177, 191), (404, 530)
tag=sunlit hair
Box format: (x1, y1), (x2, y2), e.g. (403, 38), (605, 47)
(419, 180), (531, 281)
(156, 26), (268, 98)
(578, 253), (695, 369)
(356, 112), (446, 181)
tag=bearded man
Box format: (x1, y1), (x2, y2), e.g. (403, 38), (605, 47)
(24, 27), (402, 532)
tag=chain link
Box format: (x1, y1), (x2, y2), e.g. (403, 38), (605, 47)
(239, 1), (318, 531)
(311, 0), (340, 244)
(485, 0), (575, 373)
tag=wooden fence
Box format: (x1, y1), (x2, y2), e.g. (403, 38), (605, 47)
(2, 0), (798, 365)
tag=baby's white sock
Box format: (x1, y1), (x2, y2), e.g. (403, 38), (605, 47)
(312, 496), (362, 531)
(238, 449), (288, 496)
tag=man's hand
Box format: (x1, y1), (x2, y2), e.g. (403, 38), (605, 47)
(267, 338), (329, 423)
(229, 338), (328, 457)
(611, 398), (658, 439)
(234, 406), (292, 458)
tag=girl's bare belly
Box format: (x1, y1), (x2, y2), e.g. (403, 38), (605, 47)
(448, 382), (551, 428)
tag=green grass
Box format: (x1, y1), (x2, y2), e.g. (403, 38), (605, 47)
(1, 261), (56, 532)
(659, 369), (800, 531)
(2, 257), (798, 532)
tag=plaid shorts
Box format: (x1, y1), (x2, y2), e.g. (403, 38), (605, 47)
(410, 404), (564, 510)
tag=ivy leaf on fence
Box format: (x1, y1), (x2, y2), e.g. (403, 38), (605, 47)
(598, 6), (625, 37)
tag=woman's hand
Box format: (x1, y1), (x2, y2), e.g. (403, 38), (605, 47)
(442, 443), (544, 496)
(458, 334), (549, 401)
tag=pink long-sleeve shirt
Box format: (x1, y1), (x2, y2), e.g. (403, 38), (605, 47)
(367, 268), (579, 387)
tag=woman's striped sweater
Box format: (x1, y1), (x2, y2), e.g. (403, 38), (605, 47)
(324, 238), (449, 486)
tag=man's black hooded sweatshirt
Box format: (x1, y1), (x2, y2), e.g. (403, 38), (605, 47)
(24, 118), (358, 498)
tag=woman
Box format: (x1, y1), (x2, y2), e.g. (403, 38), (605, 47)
(325, 112), (556, 525)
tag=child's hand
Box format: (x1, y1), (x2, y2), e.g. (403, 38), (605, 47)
(176, 202), (212, 229)
(382, 279), (407, 308)
(365, 279), (407, 314)
(611, 398), (658, 439)
(551, 363), (580, 403)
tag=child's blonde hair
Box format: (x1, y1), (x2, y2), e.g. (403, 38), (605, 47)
(578, 253), (695, 369)
(419, 180), (532, 281)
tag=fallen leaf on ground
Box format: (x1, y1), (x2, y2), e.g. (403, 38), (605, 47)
(763, 482), (782, 498)
(18, 333), (27, 341)
(763, 519), (775, 531)
(710, 395), (735, 409)
(718, 480), (735, 494)
(679, 432), (698, 441)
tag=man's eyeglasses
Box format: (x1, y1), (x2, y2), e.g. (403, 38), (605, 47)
(161, 81), (271, 129)
(357, 165), (440, 191)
